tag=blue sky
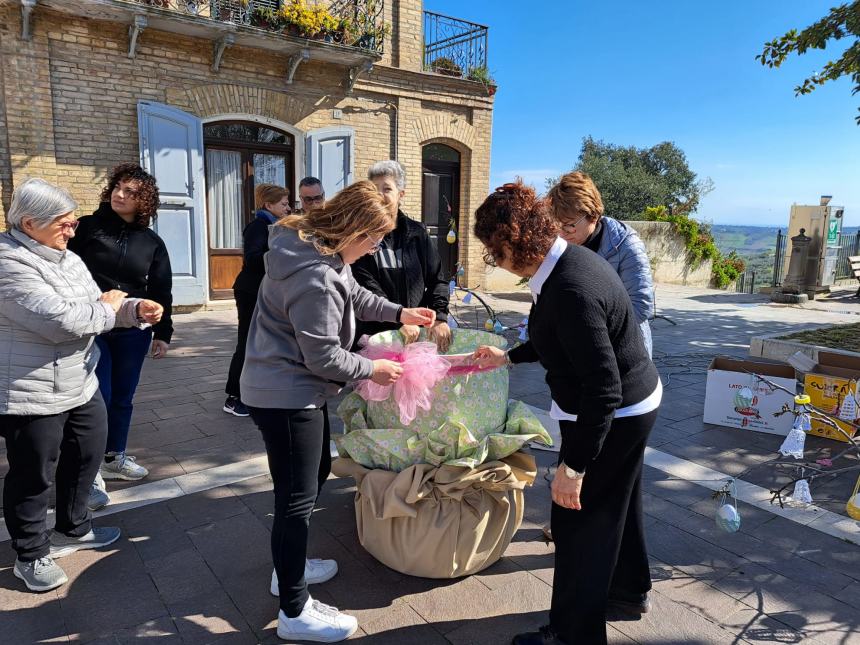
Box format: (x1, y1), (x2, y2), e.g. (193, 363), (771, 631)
(426, 1), (859, 227)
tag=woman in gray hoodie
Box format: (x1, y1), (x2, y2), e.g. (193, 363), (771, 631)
(239, 180), (435, 643)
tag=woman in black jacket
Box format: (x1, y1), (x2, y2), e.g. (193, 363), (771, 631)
(472, 182), (662, 645)
(223, 183), (291, 417)
(352, 160), (451, 351)
(69, 163), (173, 483)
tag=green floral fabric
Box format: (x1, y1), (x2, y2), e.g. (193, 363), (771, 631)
(336, 329), (553, 471)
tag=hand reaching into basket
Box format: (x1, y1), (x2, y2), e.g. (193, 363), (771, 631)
(398, 308), (436, 346)
(428, 320), (452, 353)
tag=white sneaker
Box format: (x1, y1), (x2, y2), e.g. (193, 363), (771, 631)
(276, 597), (357, 643)
(100, 453), (148, 481)
(271, 558), (339, 596)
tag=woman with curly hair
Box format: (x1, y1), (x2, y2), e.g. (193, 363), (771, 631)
(472, 182), (661, 645)
(69, 163), (173, 486)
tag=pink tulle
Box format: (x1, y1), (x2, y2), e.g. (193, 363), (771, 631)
(354, 341), (497, 425)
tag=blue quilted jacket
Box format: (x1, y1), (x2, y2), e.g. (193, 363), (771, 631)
(595, 217), (654, 355)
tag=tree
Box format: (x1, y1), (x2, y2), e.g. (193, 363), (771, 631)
(757, 2), (860, 124)
(547, 137), (714, 220)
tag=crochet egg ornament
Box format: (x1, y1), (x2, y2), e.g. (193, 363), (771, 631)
(715, 503), (741, 533)
(446, 229), (457, 244)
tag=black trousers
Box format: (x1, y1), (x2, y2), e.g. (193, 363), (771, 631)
(249, 404), (331, 617)
(225, 288), (257, 399)
(0, 391), (108, 561)
(550, 409), (657, 645)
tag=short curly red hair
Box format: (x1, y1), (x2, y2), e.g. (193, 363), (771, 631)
(474, 181), (558, 271)
(100, 163), (160, 229)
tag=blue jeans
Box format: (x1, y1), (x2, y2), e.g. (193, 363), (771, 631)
(95, 327), (152, 454)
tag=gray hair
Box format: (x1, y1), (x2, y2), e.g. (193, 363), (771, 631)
(7, 178), (78, 230)
(367, 160), (406, 191)
(299, 176), (323, 190)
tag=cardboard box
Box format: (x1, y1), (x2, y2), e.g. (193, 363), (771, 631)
(803, 351), (860, 442)
(703, 357), (797, 435)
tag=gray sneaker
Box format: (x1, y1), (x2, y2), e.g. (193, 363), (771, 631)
(88, 484), (110, 511)
(100, 453), (148, 480)
(13, 556), (68, 592)
(49, 526), (121, 559)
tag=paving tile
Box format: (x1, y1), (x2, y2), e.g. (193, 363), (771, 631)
(719, 607), (810, 644)
(167, 588), (256, 644)
(187, 514), (271, 583)
(145, 546), (221, 604)
(80, 616), (181, 645)
(166, 486), (250, 530)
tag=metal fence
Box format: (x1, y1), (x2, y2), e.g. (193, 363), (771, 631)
(836, 231), (860, 280)
(770, 228), (859, 288)
(735, 270), (758, 294)
(423, 11), (488, 79)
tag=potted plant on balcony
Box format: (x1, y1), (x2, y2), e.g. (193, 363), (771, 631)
(250, 6), (283, 31)
(467, 65), (497, 96)
(430, 56), (463, 78)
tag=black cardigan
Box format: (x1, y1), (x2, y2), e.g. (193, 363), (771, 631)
(69, 204), (173, 343)
(508, 244), (658, 471)
(232, 210), (275, 295)
(352, 210), (449, 339)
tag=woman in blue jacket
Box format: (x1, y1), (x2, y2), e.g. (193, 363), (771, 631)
(547, 172), (654, 357)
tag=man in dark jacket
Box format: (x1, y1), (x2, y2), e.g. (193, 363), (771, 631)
(353, 161), (451, 350)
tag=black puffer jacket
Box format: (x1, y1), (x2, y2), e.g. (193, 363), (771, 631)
(68, 203), (173, 343)
(352, 210), (449, 341)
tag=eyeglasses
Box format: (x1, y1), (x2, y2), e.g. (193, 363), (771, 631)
(59, 220), (79, 233)
(482, 248), (498, 267)
(365, 234), (384, 254)
(301, 194), (325, 204)
(559, 214), (588, 235)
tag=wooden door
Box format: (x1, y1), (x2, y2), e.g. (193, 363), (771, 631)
(137, 101), (208, 305)
(203, 122), (294, 299)
(421, 144), (461, 279)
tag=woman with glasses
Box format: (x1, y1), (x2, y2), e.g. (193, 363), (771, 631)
(547, 172), (654, 357)
(0, 179), (163, 592)
(472, 182), (661, 645)
(352, 160), (452, 351)
(69, 163), (172, 487)
(239, 180), (435, 643)
(223, 183), (292, 418)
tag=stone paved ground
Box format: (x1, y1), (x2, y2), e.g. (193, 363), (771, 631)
(1, 284), (859, 644)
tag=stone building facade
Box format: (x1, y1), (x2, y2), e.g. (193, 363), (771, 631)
(0, 0), (495, 304)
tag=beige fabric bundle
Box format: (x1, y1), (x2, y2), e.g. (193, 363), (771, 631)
(331, 451), (536, 578)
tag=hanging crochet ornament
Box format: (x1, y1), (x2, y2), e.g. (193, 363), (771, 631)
(847, 474), (860, 520)
(838, 390), (857, 422)
(714, 480), (741, 533)
(518, 317), (529, 342)
(791, 478), (813, 505)
(493, 320), (505, 334)
(446, 229), (457, 244)
(456, 265), (465, 277)
(446, 314), (458, 329)
(779, 395), (811, 459)
(484, 318), (495, 332)
(462, 291), (473, 304)
(448, 280), (456, 296)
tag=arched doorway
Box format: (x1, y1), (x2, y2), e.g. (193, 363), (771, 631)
(203, 120), (295, 299)
(421, 143), (461, 279)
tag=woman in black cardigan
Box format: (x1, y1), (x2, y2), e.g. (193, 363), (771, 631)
(472, 182), (662, 645)
(69, 163), (173, 484)
(223, 183), (292, 417)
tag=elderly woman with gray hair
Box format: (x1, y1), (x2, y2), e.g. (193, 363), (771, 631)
(0, 178), (163, 593)
(352, 160), (451, 350)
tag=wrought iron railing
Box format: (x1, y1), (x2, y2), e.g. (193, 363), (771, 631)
(771, 229), (788, 287)
(735, 269), (758, 294)
(129, 0), (387, 53)
(423, 10), (488, 82)
(836, 231), (860, 280)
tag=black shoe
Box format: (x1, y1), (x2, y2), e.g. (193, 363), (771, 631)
(607, 591), (651, 619)
(512, 625), (569, 645)
(223, 396), (249, 417)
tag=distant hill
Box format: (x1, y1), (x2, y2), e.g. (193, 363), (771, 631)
(712, 224), (859, 256)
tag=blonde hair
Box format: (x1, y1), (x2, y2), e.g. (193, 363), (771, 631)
(255, 183), (290, 210)
(279, 180), (394, 256)
(547, 171), (604, 223)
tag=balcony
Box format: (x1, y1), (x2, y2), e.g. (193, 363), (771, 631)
(423, 10), (492, 91)
(27, 0), (386, 87)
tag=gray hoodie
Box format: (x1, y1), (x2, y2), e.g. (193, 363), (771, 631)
(239, 226), (401, 409)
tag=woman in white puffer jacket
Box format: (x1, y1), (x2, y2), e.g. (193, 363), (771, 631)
(0, 178), (163, 593)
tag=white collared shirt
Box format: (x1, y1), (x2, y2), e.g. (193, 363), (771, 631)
(528, 236), (567, 303)
(524, 236), (662, 420)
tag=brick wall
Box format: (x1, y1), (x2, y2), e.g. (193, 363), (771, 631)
(0, 1), (494, 285)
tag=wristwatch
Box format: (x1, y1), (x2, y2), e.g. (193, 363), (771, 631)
(560, 462), (586, 480)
